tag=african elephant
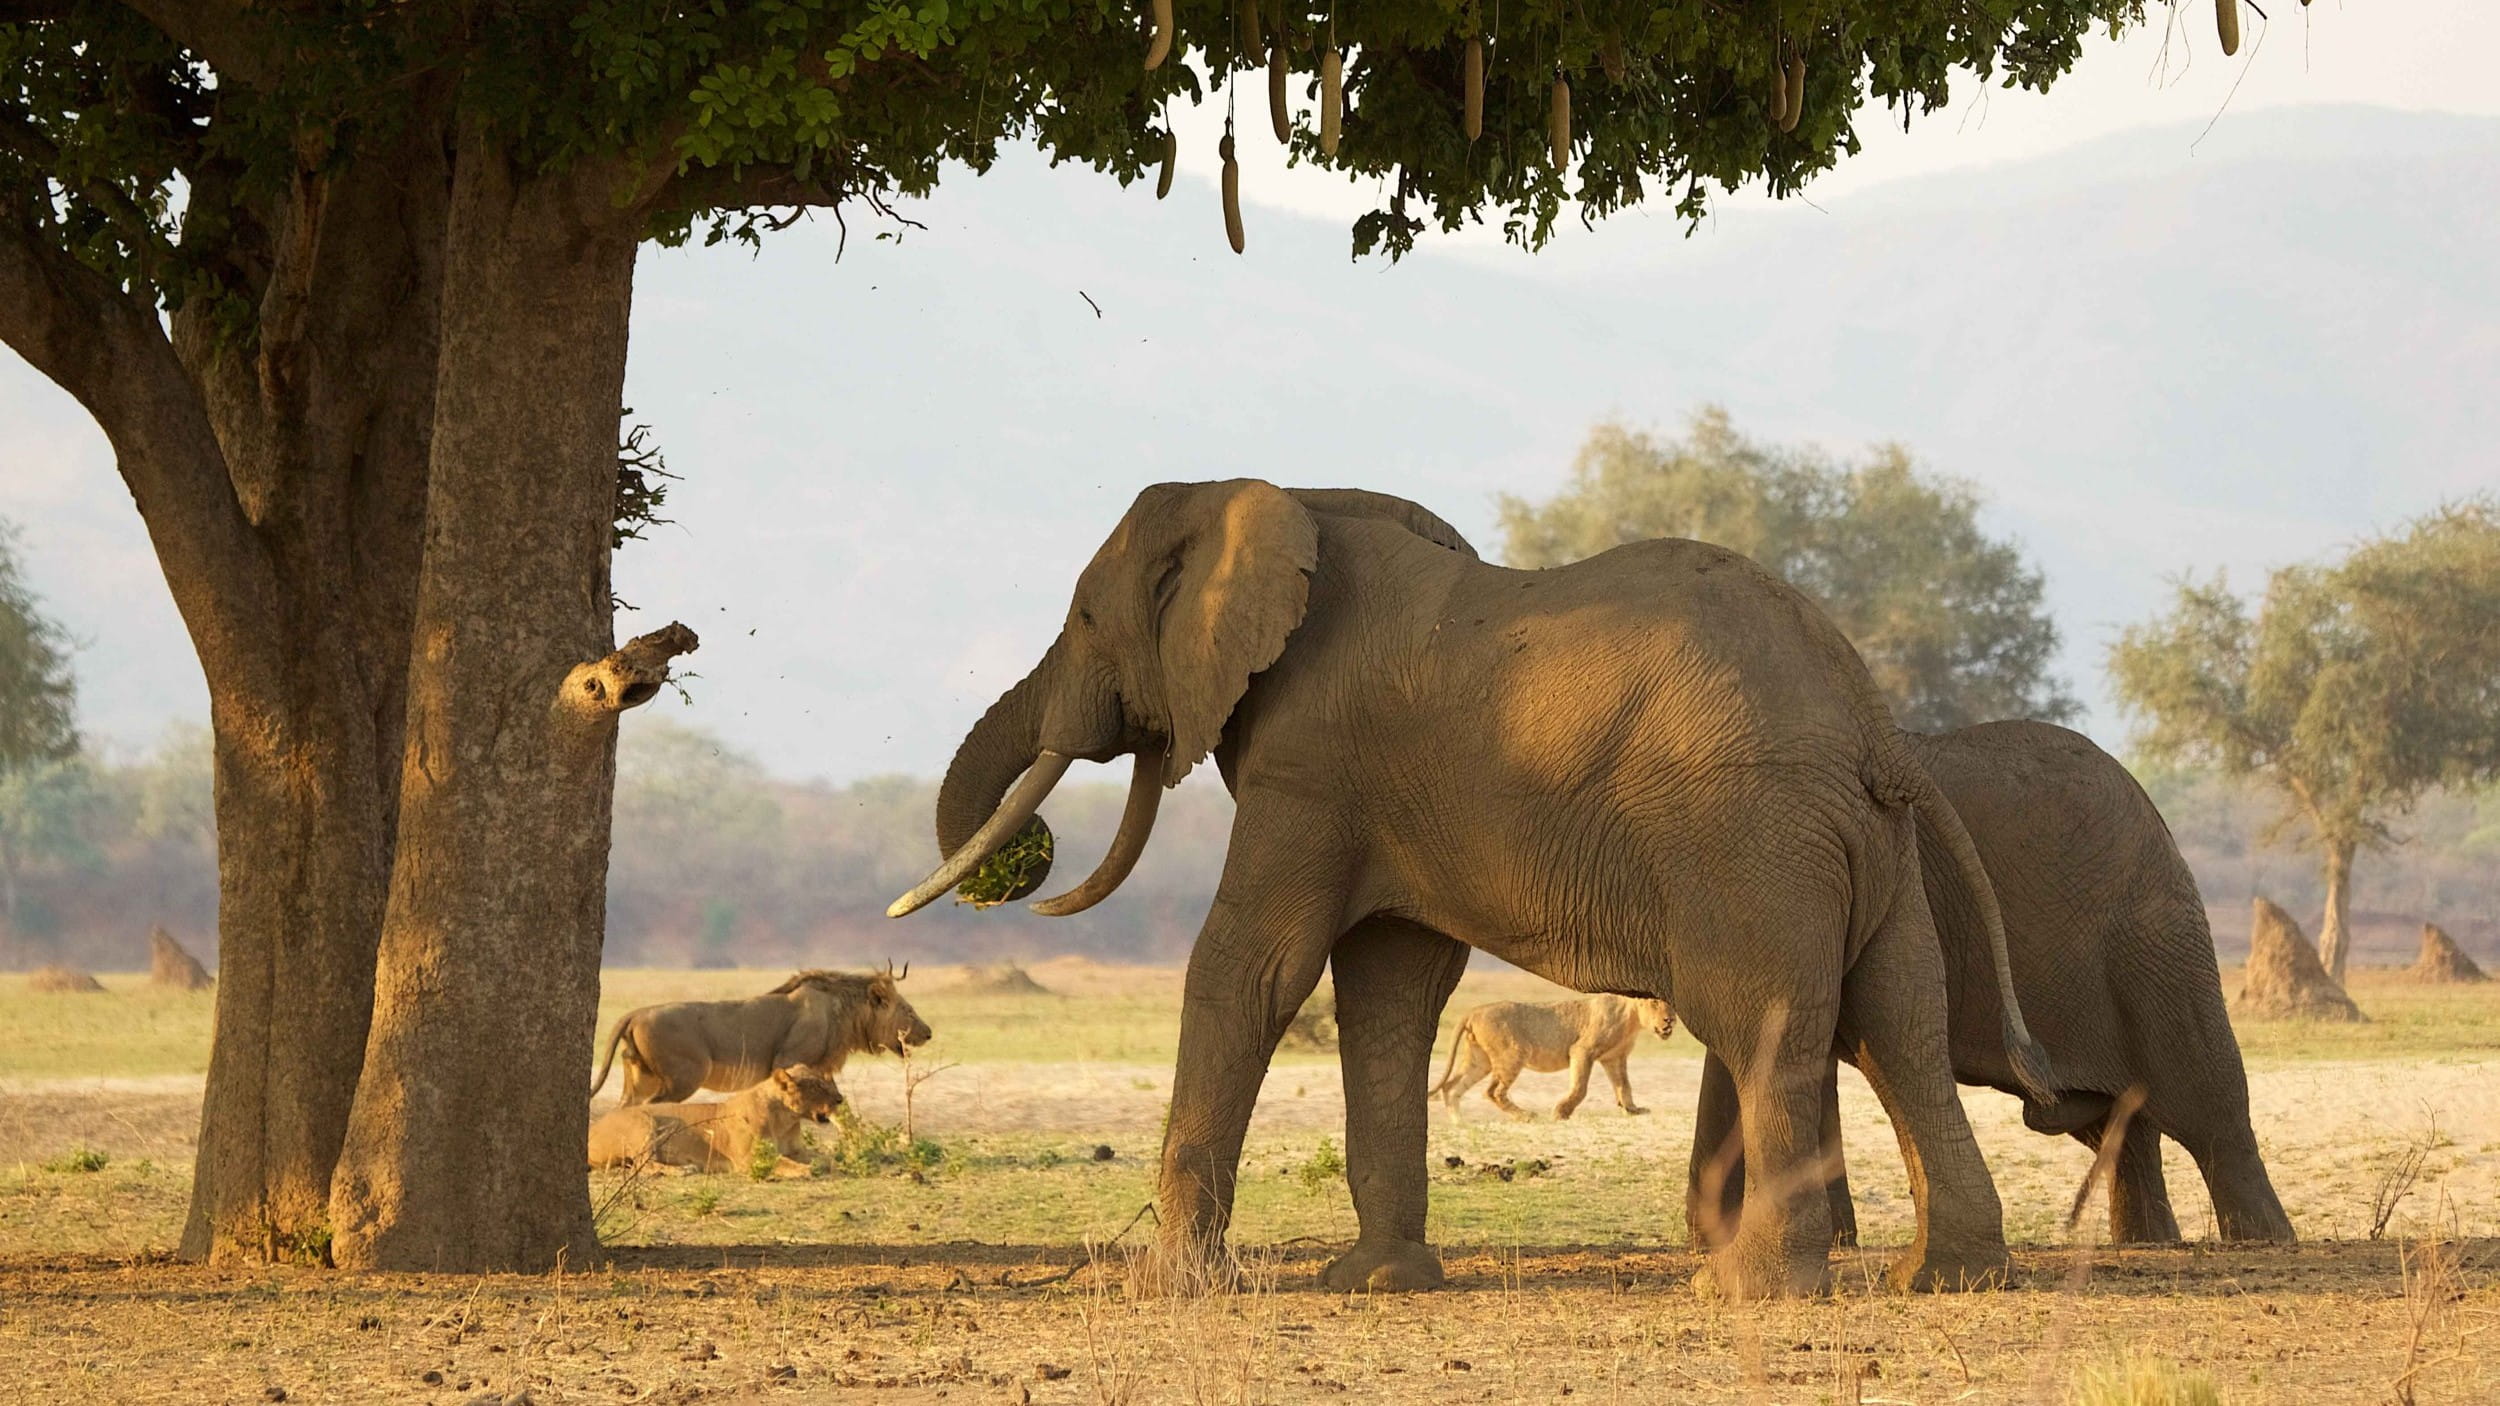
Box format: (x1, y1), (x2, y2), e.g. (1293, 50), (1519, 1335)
(1686, 720), (2295, 1249)
(889, 480), (2053, 1299)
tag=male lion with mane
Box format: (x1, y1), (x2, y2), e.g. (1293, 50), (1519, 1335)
(591, 965), (932, 1104)
(1433, 994), (1675, 1119)
(588, 1068), (846, 1177)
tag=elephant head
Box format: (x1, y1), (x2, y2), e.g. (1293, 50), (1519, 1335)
(889, 481), (1475, 920)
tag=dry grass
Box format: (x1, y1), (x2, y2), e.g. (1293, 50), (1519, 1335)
(3, 961), (2499, 1402)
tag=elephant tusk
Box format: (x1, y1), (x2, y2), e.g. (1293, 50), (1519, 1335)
(886, 752), (1074, 918)
(1030, 747), (1167, 917)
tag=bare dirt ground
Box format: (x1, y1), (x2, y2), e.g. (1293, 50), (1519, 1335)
(3, 962), (2497, 1402)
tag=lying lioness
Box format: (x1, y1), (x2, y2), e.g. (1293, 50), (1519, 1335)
(1432, 994), (1676, 1119)
(587, 1068), (846, 1177)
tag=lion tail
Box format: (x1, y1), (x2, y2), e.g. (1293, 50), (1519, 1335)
(1429, 1018), (1476, 1099)
(589, 1016), (633, 1096)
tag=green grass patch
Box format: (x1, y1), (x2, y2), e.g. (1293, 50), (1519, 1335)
(0, 976), (215, 1080)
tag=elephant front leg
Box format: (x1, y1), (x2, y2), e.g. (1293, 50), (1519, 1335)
(1137, 869), (1342, 1296)
(1323, 916), (1469, 1293)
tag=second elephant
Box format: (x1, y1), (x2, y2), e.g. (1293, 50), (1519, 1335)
(1687, 719), (2296, 1248)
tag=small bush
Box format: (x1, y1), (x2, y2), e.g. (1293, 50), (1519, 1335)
(823, 1120), (945, 1178)
(747, 1138), (784, 1182)
(2071, 1353), (2222, 1406)
(1294, 1138), (1346, 1194)
(45, 1147), (108, 1174)
(687, 1187), (724, 1217)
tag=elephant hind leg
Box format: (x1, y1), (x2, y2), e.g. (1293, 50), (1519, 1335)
(2073, 1113), (2180, 1245)
(1707, 1007), (1841, 1299)
(1836, 874), (2010, 1292)
(1686, 1050), (1745, 1250)
(1819, 1061), (1857, 1249)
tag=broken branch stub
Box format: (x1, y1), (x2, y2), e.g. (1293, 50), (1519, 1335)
(563, 622), (701, 718)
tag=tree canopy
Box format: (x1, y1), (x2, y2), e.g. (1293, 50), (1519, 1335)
(2, 0), (2152, 295)
(2108, 500), (2500, 977)
(1500, 408), (2079, 731)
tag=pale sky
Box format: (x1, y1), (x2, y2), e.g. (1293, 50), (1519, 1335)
(3, 2), (2495, 779)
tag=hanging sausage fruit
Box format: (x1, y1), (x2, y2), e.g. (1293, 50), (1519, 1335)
(1767, 40), (1789, 131)
(2215, 0), (2240, 55)
(1320, 43), (1344, 156)
(1144, 0), (1171, 70)
(1780, 49), (1804, 134)
(1220, 131), (1245, 254)
(1156, 127), (1177, 199)
(1270, 37), (1291, 143)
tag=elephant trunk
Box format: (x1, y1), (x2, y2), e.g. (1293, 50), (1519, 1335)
(935, 640), (1062, 858)
(1030, 746), (1167, 917)
(889, 752), (1073, 918)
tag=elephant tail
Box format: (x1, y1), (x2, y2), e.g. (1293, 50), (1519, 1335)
(589, 1015), (634, 1096)
(1897, 753), (2058, 1107)
(1430, 1019), (1475, 1097)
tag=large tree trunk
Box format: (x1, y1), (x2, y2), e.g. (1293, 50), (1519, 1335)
(2316, 839), (2356, 981)
(171, 124), (447, 1264)
(327, 127), (685, 1271)
(181, 680), (398, 1262)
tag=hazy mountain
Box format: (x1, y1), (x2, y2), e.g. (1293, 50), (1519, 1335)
(2, 103), (2494, 785)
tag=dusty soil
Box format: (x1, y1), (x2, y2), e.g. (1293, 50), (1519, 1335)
(3, 1239), (2494, 1404)
(7, 962), (2500, 1402)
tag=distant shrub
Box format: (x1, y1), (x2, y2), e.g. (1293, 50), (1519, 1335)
(45, 1146), (108, 1174)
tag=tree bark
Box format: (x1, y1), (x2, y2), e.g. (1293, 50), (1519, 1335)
(2316, 839), (2356, 982)
(328, 125), (682, 1271)
(4, 127), (441, 1262)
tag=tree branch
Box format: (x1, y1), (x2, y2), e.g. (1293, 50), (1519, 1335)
(560, 623), (700, 720)
(0, 210), (278, 683)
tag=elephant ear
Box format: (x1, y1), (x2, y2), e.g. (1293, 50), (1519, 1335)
(1143, 480), (1318, 785)
(1285, 487), (1480, 559)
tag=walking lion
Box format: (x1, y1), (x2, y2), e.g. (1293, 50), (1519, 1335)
(591, 965), (932, 1104)
(1432, 994), (1675, 1119)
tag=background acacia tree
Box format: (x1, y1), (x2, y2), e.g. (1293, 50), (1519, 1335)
(1, 0), (2150, 1271)
(0, 519), (82, 929)
(2108, 502), (2500, 979)
(1501, 409), (2080, 730)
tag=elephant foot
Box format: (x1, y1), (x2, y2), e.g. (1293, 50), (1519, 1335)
(1886, 1239), (2012, 1293)
(1125, 1236), (1238, 1299)
(1319, 1238), (1446, 1293)
(1705, 1240), (1832, 1300)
